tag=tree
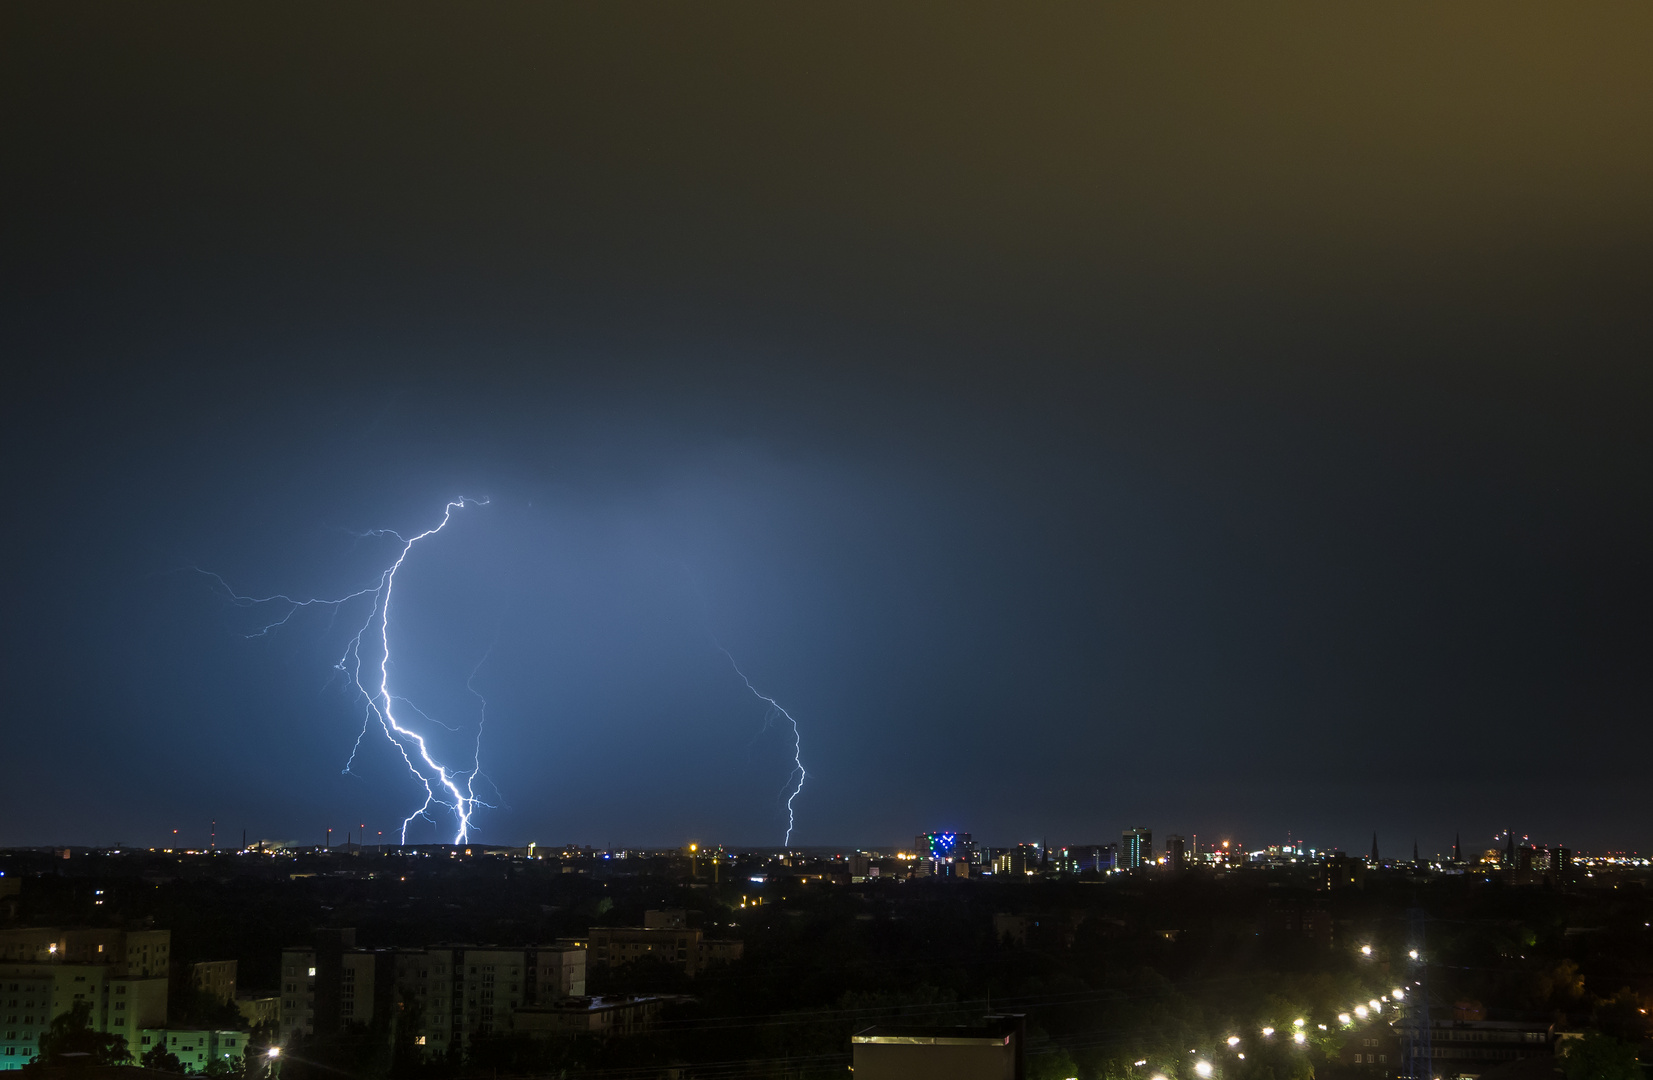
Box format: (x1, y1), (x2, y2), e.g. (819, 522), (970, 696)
(142, 1040), (188, 1073)
(1560, 1033), (1641, 1080)
(170, 979), (245, 1030)
(35, 1001), (132, 1066)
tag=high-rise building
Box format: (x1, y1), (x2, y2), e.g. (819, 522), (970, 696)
(1122, 828), (1152, 869)
(0, 928), (171, 1070)
(1055, 844), (1116, 874)
(915, 832), (972, 860)
(278, 932), (590, 1054)
(1165, 834), (1186, 871)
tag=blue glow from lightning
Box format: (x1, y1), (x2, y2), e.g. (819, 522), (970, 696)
(719, 647), (806, 847)
(198, 498), (492, 844)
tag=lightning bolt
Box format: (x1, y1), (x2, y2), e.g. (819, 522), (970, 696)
(197, 497), (493, 844)
(720, 647), (806, 847)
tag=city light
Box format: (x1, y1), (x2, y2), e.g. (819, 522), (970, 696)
(1262, 1027), (1275, 1037)
(1369, 999), (1382, 1012)
(1339, 1014), (1352, 1025)
(1227, 1036), (1241, 1047)
(1293, 1032), (1306, 1045)
(1360, 945), (1372, 956)
(1195, 1062), (1213, 1077)
(1355, 1006), (1369, 1019)
(266, 1048), (280, 1059)
(1393, 988), (1405, 1000)
(1409, 949), (1419, 960)
(1294, 1018), (1305, 1027)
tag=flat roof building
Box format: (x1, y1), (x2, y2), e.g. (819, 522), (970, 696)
(851, 1016), (1024, 1080)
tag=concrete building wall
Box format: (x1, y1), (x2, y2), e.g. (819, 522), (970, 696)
(122, 931), (171, 978)
(192, 960), (238, 1005)
(277, 949), (316, 1044)
(237, 995), (279, 1029)
(0, 931), (65, 965)
(338, 953), (375, 1027)
(0, 971), (55, 1070)
(589, 928), (702, 975)
(108, 977), (167, 1045)
(533, 948), (586, 1000)
(1, 956), (171, 1071)
(141, 1028), (247, 1072)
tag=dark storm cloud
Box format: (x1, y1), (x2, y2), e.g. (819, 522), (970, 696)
(2, 5), (1650, 851)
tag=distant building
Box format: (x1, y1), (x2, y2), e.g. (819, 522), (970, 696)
(851, 1015), (1024, 1080)
(139, 1028), (247, 1072)
(588, 918), (743, 977)
(1054, 845), (1116, 874)
(278, 932), (589, 1054)
(991, 845), (1041, 877)
(1406, 1019), (1555, 1073)
(191, 960), (237, 1005)
(916, 832), (967, 860)
(643, 909), (686, 929)
(1324, 853), (1366, 890)
(1342, 1025), (1400, 1071)
(1122, 828), (1152, 870)
(512, 995), (662, 1037)
(236, 994), (279, 1029)
(1165, 835), (1186, 871)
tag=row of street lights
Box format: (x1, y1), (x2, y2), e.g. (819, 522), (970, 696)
(1140, 980), (1413, 1080)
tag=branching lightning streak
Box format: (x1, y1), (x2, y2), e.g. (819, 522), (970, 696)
(719, 647), (806, 847)
(198, 498), (491, 844)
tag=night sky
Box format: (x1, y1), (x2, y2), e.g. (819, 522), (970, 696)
(4, 6), (1652, 853)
